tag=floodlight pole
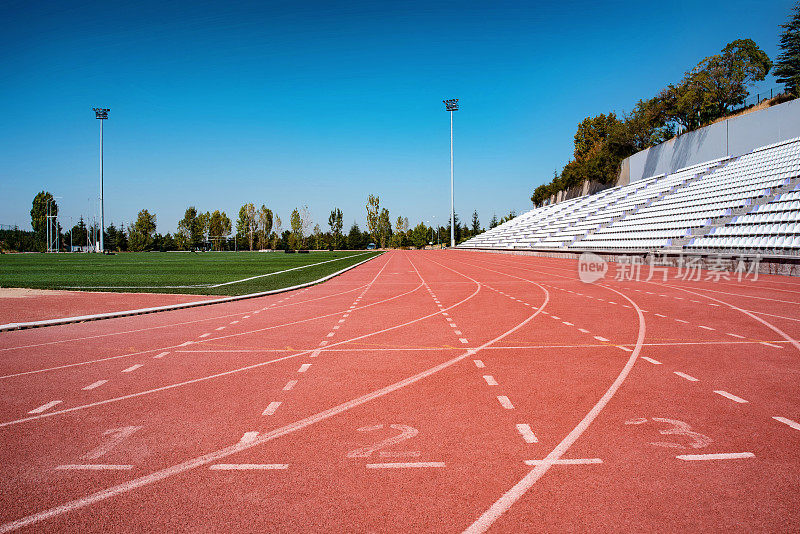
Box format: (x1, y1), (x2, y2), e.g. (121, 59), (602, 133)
(93, 108), (110, 252)
(443, 99), (458, 248)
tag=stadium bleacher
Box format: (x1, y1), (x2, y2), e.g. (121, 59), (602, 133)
(461, 137), (800, 255)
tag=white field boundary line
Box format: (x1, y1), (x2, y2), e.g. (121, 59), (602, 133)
(0, 262), (420, 381)
(0, 280), (370, 353)
(0, 257), (550, 532)
(0, 253), (381, 332)
(0, 255), (480, 427)
(463, 283), (646, 534)
(59, 252), (374, 290)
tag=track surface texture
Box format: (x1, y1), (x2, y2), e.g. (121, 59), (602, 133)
(1, 250), (798, 532)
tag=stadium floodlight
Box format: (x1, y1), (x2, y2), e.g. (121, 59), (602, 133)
(443, 99), (458, 247)
(93, 107), (110, 252)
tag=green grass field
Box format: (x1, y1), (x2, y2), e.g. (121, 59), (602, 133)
(0, 251), (381, 296)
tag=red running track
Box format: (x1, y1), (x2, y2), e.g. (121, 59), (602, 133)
(0, 250), (799, 532)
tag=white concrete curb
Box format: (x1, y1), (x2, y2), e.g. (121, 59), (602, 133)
(0, 252), (382, 332)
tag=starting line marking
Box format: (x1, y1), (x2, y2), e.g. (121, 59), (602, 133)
(81, 380), (108, 391)
(524, 458), (601, 465)
(714, 390), (749, 404)
(209, 464), (288, 470)
(773, 416), (800, 431)
(55, 464), (133, 471)
(674, 371), (699, 382)
(365, 462), (445, 469)
(497, 396), (514, 409)
(641, 357), (662, 365)
(516, 424), (538, 443)
(152, 352), (169, 359)
(28, 400), (62, 414)
(262, 401), (282, 416)
(676, 453), (754, 461)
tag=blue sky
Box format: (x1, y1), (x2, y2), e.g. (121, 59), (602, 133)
(0, 0), (794, 233)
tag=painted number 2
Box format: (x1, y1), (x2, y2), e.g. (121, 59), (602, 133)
(625, 417), (712, 449)
(347, 424), (420, 458)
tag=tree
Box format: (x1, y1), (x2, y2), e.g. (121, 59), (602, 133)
(208, 210), (232, 250)
(177, 207), (205, 250)
(377, 208), (391, 248)
(775, 2), (800, 97)
(70, 217), (88, 250)
(313, 224), (323, 250)
(236, 203), (257, 250)
(328, 208), (343, 249)
(257, 205), (273, 249)
(471, 210), (480, 234)
(347, 222), (364, 249)
(270, 214), (283, 250)
(128, 209), (156, 251)
(410, 222), (429, 248)
(489, 213), (499, 229)
(289, 208), (303, 250)
(30, 191), (57, 246)
(366, 194), (380, 246)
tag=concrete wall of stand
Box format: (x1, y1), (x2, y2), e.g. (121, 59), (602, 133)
(621, 98), (800, 183)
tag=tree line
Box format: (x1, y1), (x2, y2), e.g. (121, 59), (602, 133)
(532, 4), (800, 208)
(4, 192), (495, 253)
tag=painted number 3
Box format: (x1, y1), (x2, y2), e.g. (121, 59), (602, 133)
(346, 424), (420, 458)
(625, 417), (712, 449)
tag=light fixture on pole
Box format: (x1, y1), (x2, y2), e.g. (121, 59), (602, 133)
(443, 99), (458, 247)
(93, 107), (110, 252)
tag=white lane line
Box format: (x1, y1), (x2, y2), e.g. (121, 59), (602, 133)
(551, 316), (561, 320)
(676, 452), (754, 461)
(483, 375), (499, 386)
(773, 416), (800, 431)
(698, 325), (714, 331)
(449, 323), (457, 327)
(28, 401), (62, 414)
(562, 321), (574, 326)
(442, 312), (449, 317)
(239, 431), (259, 443)
(332, 325), (340, 330)
(338, 319), (346, 324)
(516, 424), (538, 443)
(446, 317), (453, 322)
(674, 371), (699, 382)
(178, 341), (193, 347)
(641, 357), (662, 365)
(283, 380), (298, 391)
(82, 380), (108, 391)
(310, 349), (322, 358)
(365, 462), (445, 469)
(760, 341), (782, 348)
(726, 333), (745, 338)
(326, 332), (334, 338)
(577, 328), (590, 334)
(473, 360), (485, 368)
(298, 364), (311, 373)
(152, 352), (169, 359)
(121, 364), (143, 373)
(199, 333), (210, 338)
(209, 464), (288, 470)
(262, 401), (282, 416)
(318, 340), (329, 346)
(524, 458), (601, 465)
(230, 321), (239, 325)
(242, 315), (250, 319)
(343, 314), (349, 318)
(55, 464), (133, 471)
(675, 318), (689, 323)
(618, 346), (633, 352)
(593, 336), (609, 342)
(454, 330), (463, 335)
(215, 327), (225, 331)
(654, 313), (666, 318)
(459, 338), (469, 344)
(714, 390), (749, 404)
(497, 396), (514, 409)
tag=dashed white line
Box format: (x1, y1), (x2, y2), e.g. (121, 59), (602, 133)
(55, 464), (133, 471)
(326, 332), (334, 338)
(675, 319), (689, 323)
(483, 375), (498, 386)
(459, 338), (469, 344)
(676, 452), (754, 461)
(516, 424), (538, 443)
(82, 380), (108, 391)
(726, 333), (745, 339)
(283, 380), (298, 391)
(215, 327), (225, 331)
(698, 325), (714, 331)
(760, 341), (782, 348)
(473, 360), (485, 368)
(152, 352), (169, 359)
(593, 336), (609, 342)
(298, 364), (311, 373)
(524, 458), (601, 465)
(365, 462), (445, 469)
(714, 390), (748, 404)
(562, 321), (574, 326)
(497, 396), (514, 409)
(239, 431), (259, 443)
(773, 416), (800, 431)
(230, 321), (239, 325)
(310, 349), (322, 358)
(210, 464), (288, 470)
(577, 328), (590, 334)
(178, 341), (193, 347)
(28, 400), (62, 414)
(674, 371), (699, 382)
(641, 357), (662, 365)
(262, 401), (282, 415)
(121, 364), (143, 373)
(198, 333), (210, 338)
